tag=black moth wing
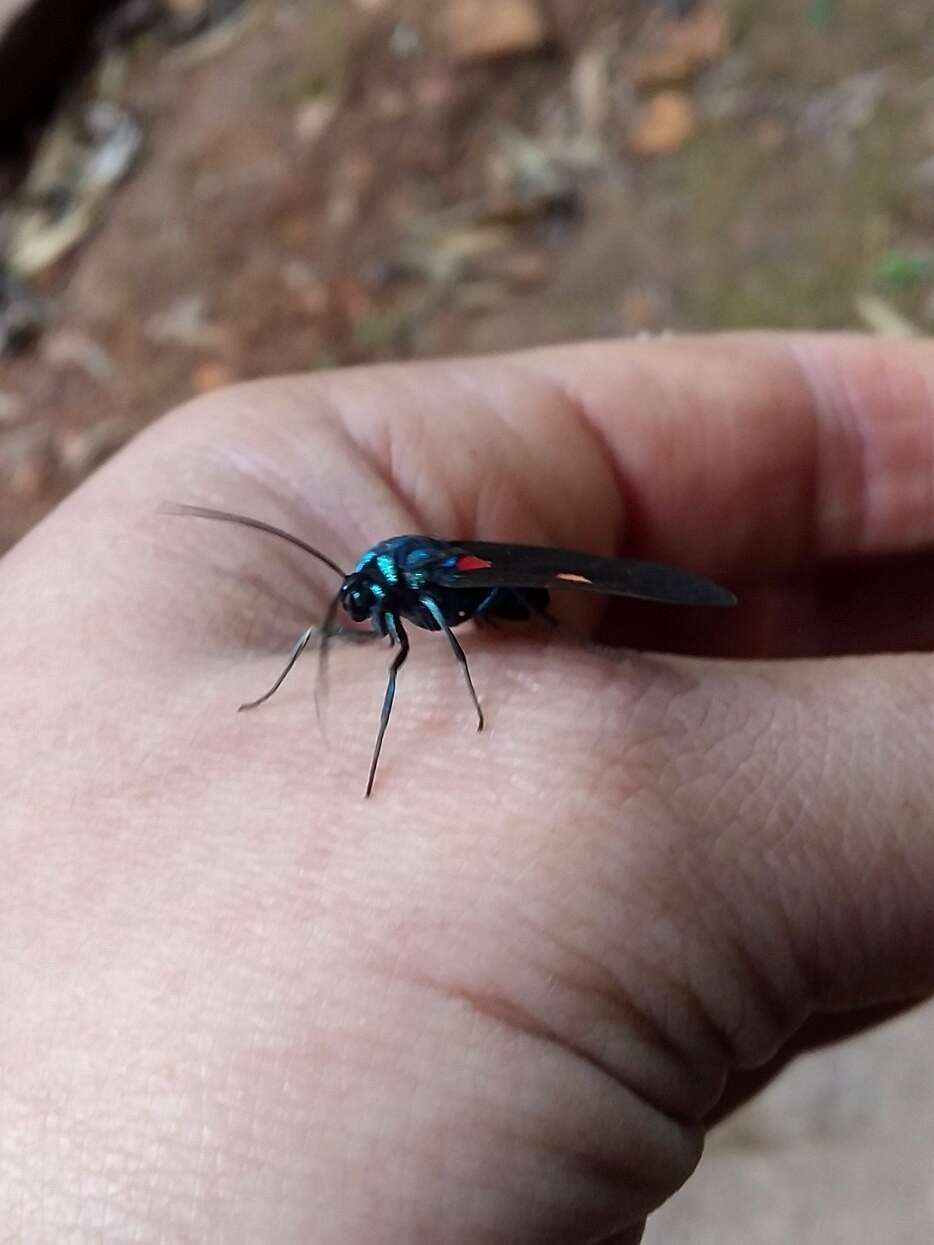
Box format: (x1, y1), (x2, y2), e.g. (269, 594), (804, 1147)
(436, 540), (736, 607)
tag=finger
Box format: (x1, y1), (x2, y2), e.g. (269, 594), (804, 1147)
(9, 333), (932, 643)
(640, 650), (934, 1084)
(708, 999), (929, 1125)
(597, 549), (934, 658)
(291, 332), (934, 581)
(600, 1229), (645, 1245)
(271, 334), (934, 655)
(520, 332), (934, 576)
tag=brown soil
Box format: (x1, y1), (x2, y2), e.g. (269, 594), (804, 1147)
(1, 0), (932, 549)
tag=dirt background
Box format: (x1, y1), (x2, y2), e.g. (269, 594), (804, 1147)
(1, 1), (934, 1239)
(2, 0), (934, 551)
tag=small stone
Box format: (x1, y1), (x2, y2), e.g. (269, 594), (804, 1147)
(439, 0), (549, 62)
(629, 91), (696, 155)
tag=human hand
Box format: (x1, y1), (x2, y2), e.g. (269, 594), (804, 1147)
(3, 333), (933, 1243)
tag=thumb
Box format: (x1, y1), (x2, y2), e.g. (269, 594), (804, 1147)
(625, 646), (934, 1096)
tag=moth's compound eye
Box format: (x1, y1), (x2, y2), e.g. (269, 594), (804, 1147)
(342, 578), (376, 622)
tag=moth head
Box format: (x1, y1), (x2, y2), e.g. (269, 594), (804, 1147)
(340, 572), (381, 622)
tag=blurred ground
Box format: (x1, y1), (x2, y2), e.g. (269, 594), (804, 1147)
(1, 1), (933, 1239)
(1, 0), (933, 548)
(646, 1002), (934, 1242)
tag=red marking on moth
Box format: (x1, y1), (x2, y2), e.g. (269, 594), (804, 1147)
(456, 555), (493, 572)
(556, 572), (592, 584)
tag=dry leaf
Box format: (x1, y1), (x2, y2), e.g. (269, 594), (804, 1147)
(440, 0), (549, 62)
(192, 361), (234, 392)
(629, 91), (696, 155)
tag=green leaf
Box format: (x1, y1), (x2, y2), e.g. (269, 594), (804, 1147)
(876, 253), (934, 287)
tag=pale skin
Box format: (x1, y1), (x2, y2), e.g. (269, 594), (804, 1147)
(2, 333), (934, 1243)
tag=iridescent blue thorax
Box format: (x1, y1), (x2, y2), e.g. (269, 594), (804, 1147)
(344, 535), (489, 632)
(353, 535), (455, 586)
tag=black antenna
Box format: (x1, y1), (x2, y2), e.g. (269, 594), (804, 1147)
(163, 504), (346, 577)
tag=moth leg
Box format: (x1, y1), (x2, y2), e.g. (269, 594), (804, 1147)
(242, 610), (376, 715)
(474, 587), (557, 628)
(313, 600), (382, 732)
(474, 588), (501, 616)
(314, 593), (344, 729)
(522, 593), (559, 628)
(366, 613), (410, 798)
(472, 589), (501, 629)
(420, 596), (484, 733)
(239, 625), (316, 712)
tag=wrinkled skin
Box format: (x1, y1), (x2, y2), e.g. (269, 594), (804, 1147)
(2, 334), (934, 1244)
